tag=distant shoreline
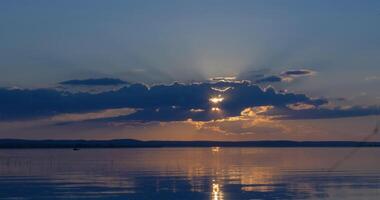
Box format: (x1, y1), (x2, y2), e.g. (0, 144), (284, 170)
(1, 139), (380, 148)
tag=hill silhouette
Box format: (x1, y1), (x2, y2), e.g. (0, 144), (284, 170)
(1, 139), (380, 148)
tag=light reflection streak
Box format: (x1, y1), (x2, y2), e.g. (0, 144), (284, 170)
(212, 180), (224, 200)
(211, 147), (220, 152)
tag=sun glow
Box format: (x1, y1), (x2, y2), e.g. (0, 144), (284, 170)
(185, 105), (285, 135)
(211, 107), (221, 112)
(209, 95), (224, 104)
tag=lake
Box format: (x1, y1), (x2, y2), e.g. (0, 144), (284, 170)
(0, 148), (379, 199)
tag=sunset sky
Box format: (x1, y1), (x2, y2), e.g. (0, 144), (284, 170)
(1, 0), (380, 141)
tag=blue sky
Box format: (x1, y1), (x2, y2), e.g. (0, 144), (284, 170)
(0, 0), (379, 140)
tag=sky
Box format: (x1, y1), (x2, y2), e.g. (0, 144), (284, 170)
(0, 0), (380, 141)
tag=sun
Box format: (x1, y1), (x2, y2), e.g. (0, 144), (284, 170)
(211, 107), (221, 112)
(209, 95), (224, 104)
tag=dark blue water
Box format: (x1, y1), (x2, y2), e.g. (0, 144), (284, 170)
(0, 148), (379, 199)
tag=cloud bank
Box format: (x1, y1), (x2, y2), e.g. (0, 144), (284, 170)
(0, 81), (325, 121)
(1, 78), (378, 123)
(59, 78), (129, 86)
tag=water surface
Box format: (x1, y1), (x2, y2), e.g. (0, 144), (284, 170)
(0, 148), (379, 199)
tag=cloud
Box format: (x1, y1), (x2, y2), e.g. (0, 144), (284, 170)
(254, 76), (283, 84)
(59, 78), (129, 86)
(209, 77), (237, 82)
(281, 69), (316, 77)
(98, 107), (216, 122)
(0, 81), (327, 122)
(167, 106), (290, 135)
(265, 105), (380, 120)
(286, 103), (316, 110)
(51, 108), (137, 123)
(237, 69), (316, 84)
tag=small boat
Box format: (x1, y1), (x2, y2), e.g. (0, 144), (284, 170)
(72, 148), (80, 151)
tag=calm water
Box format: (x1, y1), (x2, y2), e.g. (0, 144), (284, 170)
(0, 148), (379, 200)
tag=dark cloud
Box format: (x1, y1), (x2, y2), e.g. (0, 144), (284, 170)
(0, 81), (327, 122)
(281, 69), (315, 77)
(237, 69), (316, 84)
(265, 105), (380, 120)
(254, 76), (283, 84)
(59, 78), (129, 86)
(331, 97), (347, 102)
(3, 80), (378, 122)
(100, 107), (219, 122)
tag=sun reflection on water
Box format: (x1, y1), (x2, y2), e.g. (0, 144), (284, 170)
(212, 180), (224, 200)
(2, 148), (380, 199)
(212, 147), (220, 152)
